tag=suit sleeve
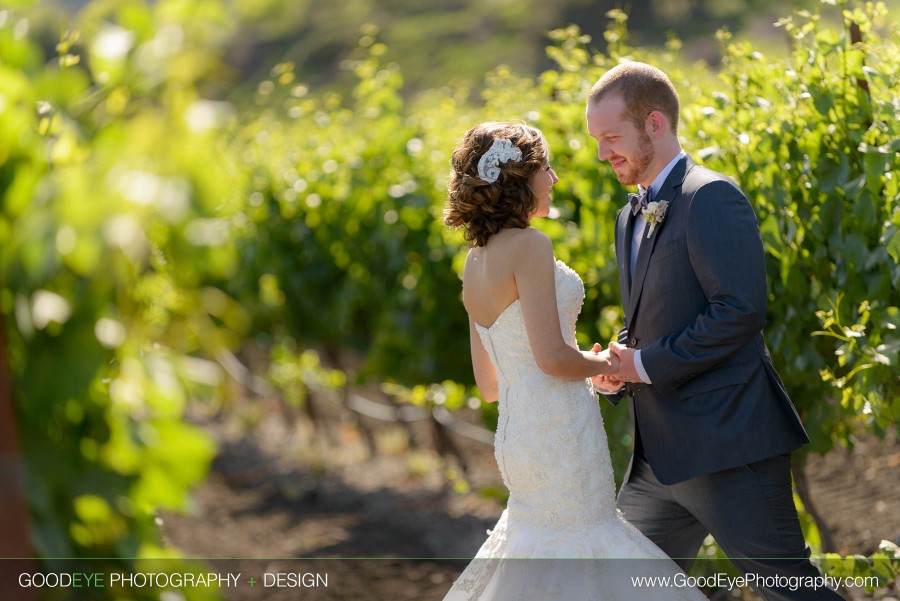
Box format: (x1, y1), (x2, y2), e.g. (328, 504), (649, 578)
(639, 179), (768, 393)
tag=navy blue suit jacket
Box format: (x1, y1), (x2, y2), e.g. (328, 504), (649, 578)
(608, 155), (809, 484)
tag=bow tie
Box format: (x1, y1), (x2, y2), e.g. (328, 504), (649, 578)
(629, 189), (650, 216)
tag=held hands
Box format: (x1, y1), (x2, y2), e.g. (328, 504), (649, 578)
(588, 341), (644, 393)
(607, 341), (642, 383)
(583, 346), (620, 375)
(588, 343), (624, 393)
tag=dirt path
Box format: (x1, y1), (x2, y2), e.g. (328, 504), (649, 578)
(161, 397), (899, 601)
(161, 399), (498, 600)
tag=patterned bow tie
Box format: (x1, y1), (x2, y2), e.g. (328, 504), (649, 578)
(629, 189), (650, 216)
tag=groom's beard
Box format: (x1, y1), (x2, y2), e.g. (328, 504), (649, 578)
(613, 131), (654, 186)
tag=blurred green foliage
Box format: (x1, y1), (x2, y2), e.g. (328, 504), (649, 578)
(29, 0), (832, 96)
(705, 4), (900, 450)
(1, 0), (245, 597)
(217, 0), (827, 92)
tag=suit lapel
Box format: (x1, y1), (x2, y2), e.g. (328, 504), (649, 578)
(616, 206), (634, 314)
(626, 222), (658, 320)
(626, 155), (694, 320)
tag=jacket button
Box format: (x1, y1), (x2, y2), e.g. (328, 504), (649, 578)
(629, 337), (638, 346)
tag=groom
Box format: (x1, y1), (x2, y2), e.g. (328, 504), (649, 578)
(586, 62), (844, 601)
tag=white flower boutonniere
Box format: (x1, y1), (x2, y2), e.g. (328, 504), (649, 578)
(642, 200), (670, 238)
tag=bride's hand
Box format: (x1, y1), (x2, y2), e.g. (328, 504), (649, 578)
(584, 344), (621, 377)
(598, 349), (620, 374)
(592, 345), (624, 395)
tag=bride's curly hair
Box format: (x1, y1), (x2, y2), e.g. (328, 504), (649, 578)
(444, 122), (548, 247)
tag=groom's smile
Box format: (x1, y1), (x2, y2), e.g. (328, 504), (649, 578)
(586, 94), (659, 188)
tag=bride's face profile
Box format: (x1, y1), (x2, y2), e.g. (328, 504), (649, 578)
(529, 160), (558, 219)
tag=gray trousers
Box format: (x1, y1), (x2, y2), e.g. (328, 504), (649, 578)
(617, 451), (845, 600)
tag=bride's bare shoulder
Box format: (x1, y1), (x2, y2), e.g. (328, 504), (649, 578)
(494, 227), (552, 257)
(508, 228), (553, 263)
(463, 228), (553, 275)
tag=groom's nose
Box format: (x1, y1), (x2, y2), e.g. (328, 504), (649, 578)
(596, 142), (611, 161)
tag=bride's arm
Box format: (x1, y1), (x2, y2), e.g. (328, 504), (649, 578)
(514, 229), (618, 380)
(469, 317), (499, 402)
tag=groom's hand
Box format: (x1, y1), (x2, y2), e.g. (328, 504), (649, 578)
(589, 343), (624, 393)
(608, 341), (641, 383)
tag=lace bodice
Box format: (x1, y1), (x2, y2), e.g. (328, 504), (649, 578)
(475, 260), (584, 385)
(474, 260), (619, 533)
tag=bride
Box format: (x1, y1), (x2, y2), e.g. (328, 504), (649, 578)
(441, 122), (706, 600)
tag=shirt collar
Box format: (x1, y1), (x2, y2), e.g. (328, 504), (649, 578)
(640, 149), (685, 200)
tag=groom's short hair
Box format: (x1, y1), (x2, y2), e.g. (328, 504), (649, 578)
(588, 62), (680, 135)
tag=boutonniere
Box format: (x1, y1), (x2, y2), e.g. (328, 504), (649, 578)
(642, 200), (670, 238)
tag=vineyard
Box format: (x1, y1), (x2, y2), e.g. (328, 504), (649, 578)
(0, 0), (898, 599)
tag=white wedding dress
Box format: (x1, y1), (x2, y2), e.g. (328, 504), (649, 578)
(443, 260), (707, 601)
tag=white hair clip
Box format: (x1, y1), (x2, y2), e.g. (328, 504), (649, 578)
(476, 138), (522, 183)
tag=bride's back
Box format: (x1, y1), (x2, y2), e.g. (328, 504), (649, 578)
(462, 227), (535, 329)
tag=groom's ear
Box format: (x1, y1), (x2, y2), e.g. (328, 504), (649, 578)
(645, 110), (668, 137)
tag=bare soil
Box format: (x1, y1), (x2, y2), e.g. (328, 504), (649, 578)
(161, 393), (900, 601)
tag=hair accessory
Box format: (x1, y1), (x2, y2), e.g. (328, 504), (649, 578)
(476, 138), (522, 183)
